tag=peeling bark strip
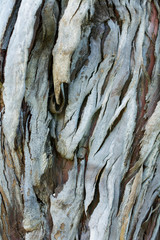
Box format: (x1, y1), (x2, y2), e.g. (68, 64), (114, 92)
(2, 0), (44, 148)
(52, 0), (91, 104)
(0, 0), (160, 240)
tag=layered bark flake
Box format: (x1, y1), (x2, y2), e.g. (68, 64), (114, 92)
(0, 0), (160, 240)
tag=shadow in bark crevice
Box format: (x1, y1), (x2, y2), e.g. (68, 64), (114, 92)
(95, 104), (127, 156)
(2, 0), (22, 50)
(86, 163), (107, 217)
(119, 73), (132, 106)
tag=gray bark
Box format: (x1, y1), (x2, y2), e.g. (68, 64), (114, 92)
(0, 0), (160, 239)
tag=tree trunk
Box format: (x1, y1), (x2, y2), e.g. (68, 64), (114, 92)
(0, 0), (160, 239)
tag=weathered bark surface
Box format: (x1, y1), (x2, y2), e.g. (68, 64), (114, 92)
(0, 0), (160, 239)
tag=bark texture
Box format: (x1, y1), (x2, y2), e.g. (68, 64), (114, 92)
(0, 0), (160, 239)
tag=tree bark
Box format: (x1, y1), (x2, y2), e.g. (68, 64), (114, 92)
(0, 0), (160, 239)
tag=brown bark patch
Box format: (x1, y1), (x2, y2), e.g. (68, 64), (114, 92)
(54, 230), (61, 239)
